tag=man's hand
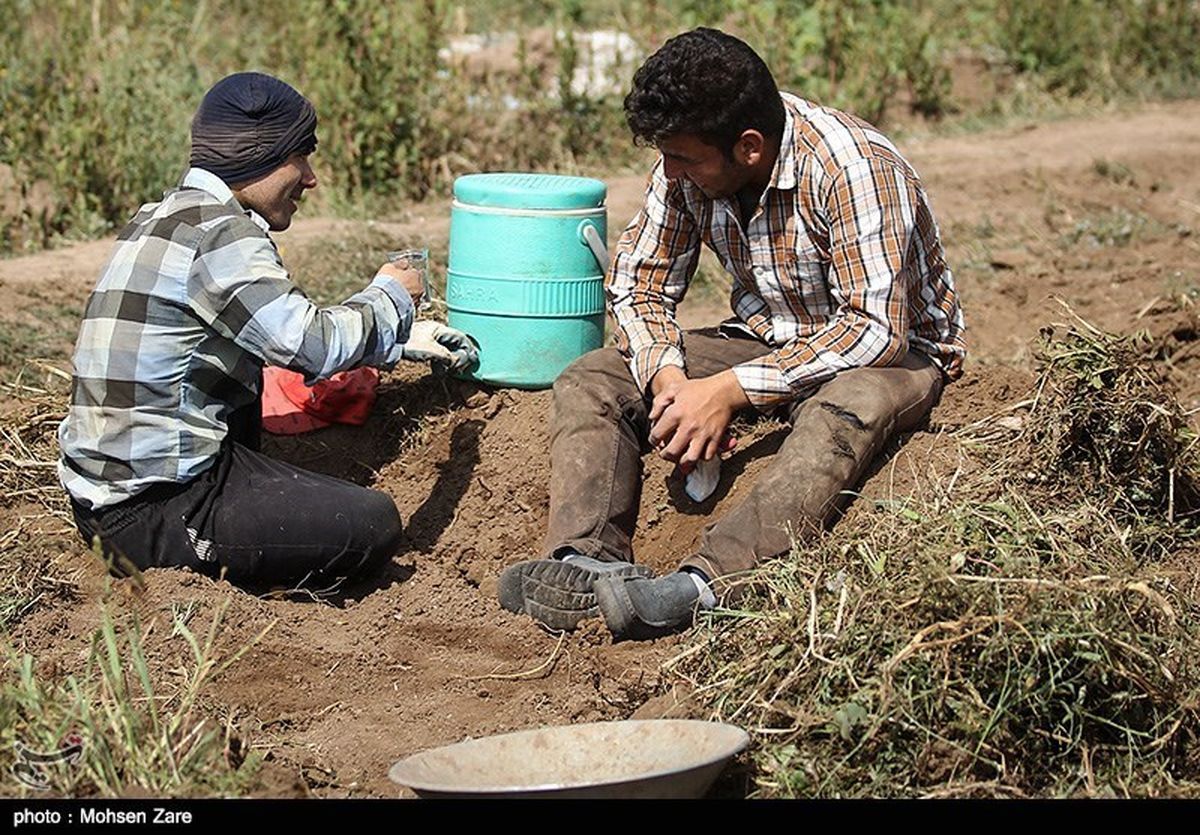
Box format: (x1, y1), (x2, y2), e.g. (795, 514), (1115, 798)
(647, 368), (750, 468)
(401, 321), (478, 373)
(377, 261), (424, 306)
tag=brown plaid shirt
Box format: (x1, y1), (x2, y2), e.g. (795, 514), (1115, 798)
(608, 93), (966, 408)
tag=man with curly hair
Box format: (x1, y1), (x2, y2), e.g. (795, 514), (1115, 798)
(499, 28), (966, 639)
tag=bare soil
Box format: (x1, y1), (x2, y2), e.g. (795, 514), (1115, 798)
(2, 99), (1199, 796)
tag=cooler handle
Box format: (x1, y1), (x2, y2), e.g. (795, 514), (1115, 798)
(578, 221), (609, 274)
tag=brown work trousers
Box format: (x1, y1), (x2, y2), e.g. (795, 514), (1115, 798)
(544, 327), (944, 585)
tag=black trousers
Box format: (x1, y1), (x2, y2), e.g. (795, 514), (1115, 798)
(70, 409), (403, 590)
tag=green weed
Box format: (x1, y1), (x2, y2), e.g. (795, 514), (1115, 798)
(3, 1), (1199, 254)
(1062, 209), (1156, 249)
(1093, 159), (1137, 187)
(0, 585), (272, 796)
(672, 314), (1200, 797)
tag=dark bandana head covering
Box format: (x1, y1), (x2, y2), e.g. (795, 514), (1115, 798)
(189, 72), (318, 186)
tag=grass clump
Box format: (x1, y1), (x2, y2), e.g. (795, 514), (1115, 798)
(0, 362), (263, 797)
(1092, 159), (1137, 187)
(0, 349), (272, 796)
(0, 363), (79, 630)
(1027, 315), (1200, 534)
(671, 314), (1200, 798)
(1062, 209), (1156, 250)
(0, 588), (272, 796)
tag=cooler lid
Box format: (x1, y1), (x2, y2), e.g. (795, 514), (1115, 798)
(453, 172), (606, 210)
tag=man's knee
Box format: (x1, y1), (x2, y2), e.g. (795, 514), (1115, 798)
(808, 353), (943, 433)
(799, 371), (907, 438)
(281, 488), (401, 587)
(361, 489), (404, 567)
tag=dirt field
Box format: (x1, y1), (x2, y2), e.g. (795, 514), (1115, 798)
(2, 99), (1199, 797)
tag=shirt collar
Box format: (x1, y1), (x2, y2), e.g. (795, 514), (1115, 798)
(179, 167), (271, 233)
(766, 97), (798, 192)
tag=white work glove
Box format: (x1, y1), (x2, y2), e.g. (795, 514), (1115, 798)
(401, 320), (478, 374)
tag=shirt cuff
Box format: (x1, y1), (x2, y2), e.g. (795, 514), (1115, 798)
(366, 273), (416, 367)
(371, 273), (417, 328)
(731, 357), (800, 409)
(632, 344), (686, 395)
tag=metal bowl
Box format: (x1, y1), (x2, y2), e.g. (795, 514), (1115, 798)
(388, 719), (749, 799)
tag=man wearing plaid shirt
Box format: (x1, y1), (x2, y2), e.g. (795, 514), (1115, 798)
(59, 73), (475, 590)
(499, 28), (966, 639)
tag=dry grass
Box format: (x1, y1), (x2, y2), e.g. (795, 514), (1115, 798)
(0, 585), (272, 796)
(0, 362), (79, 631)
(671, 312), (1200, 798)
(0, 360), (270, 796)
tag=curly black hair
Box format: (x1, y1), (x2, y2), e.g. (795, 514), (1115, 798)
(624, 28), (785, 158)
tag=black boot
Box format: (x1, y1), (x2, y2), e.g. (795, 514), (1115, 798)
(498, 556), (652, 630)
(593, 571), (702, 641)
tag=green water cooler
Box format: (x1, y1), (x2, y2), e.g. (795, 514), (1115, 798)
(447, 172), (608, 389)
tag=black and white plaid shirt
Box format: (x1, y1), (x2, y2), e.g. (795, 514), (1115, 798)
(59, 167), (414, 510)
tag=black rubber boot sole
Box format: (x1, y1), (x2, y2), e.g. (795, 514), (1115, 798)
(498, 559), (653, 631)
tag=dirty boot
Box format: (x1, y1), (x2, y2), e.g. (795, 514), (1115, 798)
(498, 555), (653, 630)
(593, 571), (707, 641)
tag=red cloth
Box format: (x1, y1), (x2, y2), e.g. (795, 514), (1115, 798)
(261, 366), (380, 435)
